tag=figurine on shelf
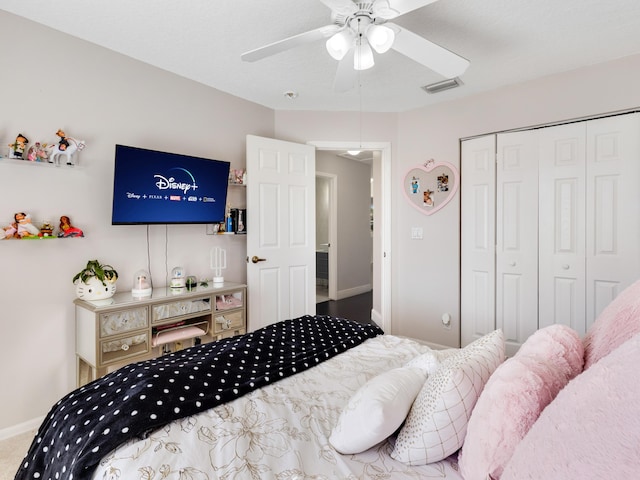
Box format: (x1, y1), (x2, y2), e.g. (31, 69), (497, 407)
(26, 142), (50, 162)
(27, 144), (38, 161)
(48, 129), (86, 166)
(58, 215), (84, 238)
(36, 143), (50, 162)
(9, 133), (29, 159)
(15, 212), (40, 238)
(1, 221), (17, 239)
(39, 220), (55, 238)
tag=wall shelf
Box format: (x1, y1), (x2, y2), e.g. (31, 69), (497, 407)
(0, 156), (81, 168)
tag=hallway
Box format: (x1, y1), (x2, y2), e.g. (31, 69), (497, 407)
(316, 290), (375, 326)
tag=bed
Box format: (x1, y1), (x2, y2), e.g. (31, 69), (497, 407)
(15, 315), (465, 480)
(16, 277), (640, 480)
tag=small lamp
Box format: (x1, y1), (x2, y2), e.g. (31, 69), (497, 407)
(210, 247), (227, 285)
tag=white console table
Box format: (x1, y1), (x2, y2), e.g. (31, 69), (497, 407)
(75, 282), (246, 387)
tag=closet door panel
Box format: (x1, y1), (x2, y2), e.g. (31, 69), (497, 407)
(585, 113), (640, 329)
(461, 135), (496, 347)
(538, 123), (587, 334)
(496, 131), (539, 357)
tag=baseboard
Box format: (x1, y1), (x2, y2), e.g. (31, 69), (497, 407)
(371, 308), (382, 329)
(336, 284), (371, 300)
(0, 416), (43, 442)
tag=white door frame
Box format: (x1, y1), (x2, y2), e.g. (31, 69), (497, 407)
(315, 172), (338, 301)
(308, 140), (392, 333)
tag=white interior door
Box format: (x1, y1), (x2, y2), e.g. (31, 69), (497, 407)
(538, 122), (587, 333)
(461, 135), (497, 347)
(496, 131), (539, 357)
(585, 113), (640, 329)
(246, 135), (316, 331)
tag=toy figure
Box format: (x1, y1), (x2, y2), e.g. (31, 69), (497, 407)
(9, 133), (29, 159)
(39, 221), (54, 237)
(26, 142), (50, 162)
(15, 212), (40, 238)
(1, 221), (15, 239)
(36, 143), (50, 162)
(27, 144), (38, 161)
(2, 221), (17, 239)
(49, 129), (86, 166)
(56, 129), (70, 151)
(58, 215), (84, 237)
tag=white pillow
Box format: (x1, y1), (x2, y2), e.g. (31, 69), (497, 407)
(391, 329), (505, 465)
(405, 348), (458, 374)
(330, 366), (427, 454)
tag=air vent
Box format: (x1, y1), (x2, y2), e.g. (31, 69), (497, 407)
(422, 77), (462, 94)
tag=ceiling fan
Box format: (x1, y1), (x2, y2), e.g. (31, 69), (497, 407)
(241, 0), (470, 92)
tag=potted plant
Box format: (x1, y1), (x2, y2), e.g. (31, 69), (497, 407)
(73, 259), (119, 300)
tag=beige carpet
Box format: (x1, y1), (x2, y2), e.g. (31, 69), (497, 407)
(0, 429), (35, 480)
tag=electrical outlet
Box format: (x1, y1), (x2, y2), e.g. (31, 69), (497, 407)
(411, 227), (423, 239)
(441, 313), (452, 330)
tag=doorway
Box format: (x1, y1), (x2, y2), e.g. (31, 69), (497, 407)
(315, 173), (335, 304)
(309, 141), (391, 333)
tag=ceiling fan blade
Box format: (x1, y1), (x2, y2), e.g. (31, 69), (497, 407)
(389, 23), (469, 78)
(317, 0), (359, 16)
(241, 24), (340, 62)
(375, 0), (441, 19)
(333, 48), (356, 92)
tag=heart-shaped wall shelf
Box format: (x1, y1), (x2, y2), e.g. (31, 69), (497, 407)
(402, 159), (460, 216)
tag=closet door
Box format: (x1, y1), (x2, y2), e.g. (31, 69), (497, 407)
(538, 123), (587, 334)
(496, 131), (539, 357)
(585, 113), (640, 329)
(461, 135), (496, 347)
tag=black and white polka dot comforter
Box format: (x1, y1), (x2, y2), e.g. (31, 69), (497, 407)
(16, 315), (383, 480)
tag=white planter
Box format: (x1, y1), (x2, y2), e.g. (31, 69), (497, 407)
(75, 277), (117, 301)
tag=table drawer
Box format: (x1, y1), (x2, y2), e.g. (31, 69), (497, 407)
(215, 291), (244, 311)
(213, 311), (244, 334)
(100, 332), (150, 366)
(99, 307), (148, 338)
(152, 297), (211, 323)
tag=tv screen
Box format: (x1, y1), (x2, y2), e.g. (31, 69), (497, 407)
(111, 144), (230, 225)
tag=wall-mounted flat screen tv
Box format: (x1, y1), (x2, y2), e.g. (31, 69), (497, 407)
(111, 144), (230, 225)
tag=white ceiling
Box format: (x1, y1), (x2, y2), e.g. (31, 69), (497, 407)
(3, 0), (640, 112)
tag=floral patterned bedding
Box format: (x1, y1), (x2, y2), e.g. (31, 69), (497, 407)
(92, 334), (464, 480)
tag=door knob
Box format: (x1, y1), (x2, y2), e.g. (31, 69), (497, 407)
(251, 256), (267, 264)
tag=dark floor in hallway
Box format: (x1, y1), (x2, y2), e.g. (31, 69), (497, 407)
(316, 291), (375, 326)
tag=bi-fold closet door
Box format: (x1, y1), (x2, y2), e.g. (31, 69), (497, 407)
(461, 113), (640, 356)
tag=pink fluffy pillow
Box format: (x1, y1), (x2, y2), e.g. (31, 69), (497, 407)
(502, 332), (640, 480)
(458, 325), (583, 480)
(583, 278), (640, 369)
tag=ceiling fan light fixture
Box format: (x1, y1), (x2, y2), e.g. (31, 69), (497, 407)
(366, 24), (395, 54)
(354, 37), (375, 70)
(326, 30), (354, 60)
